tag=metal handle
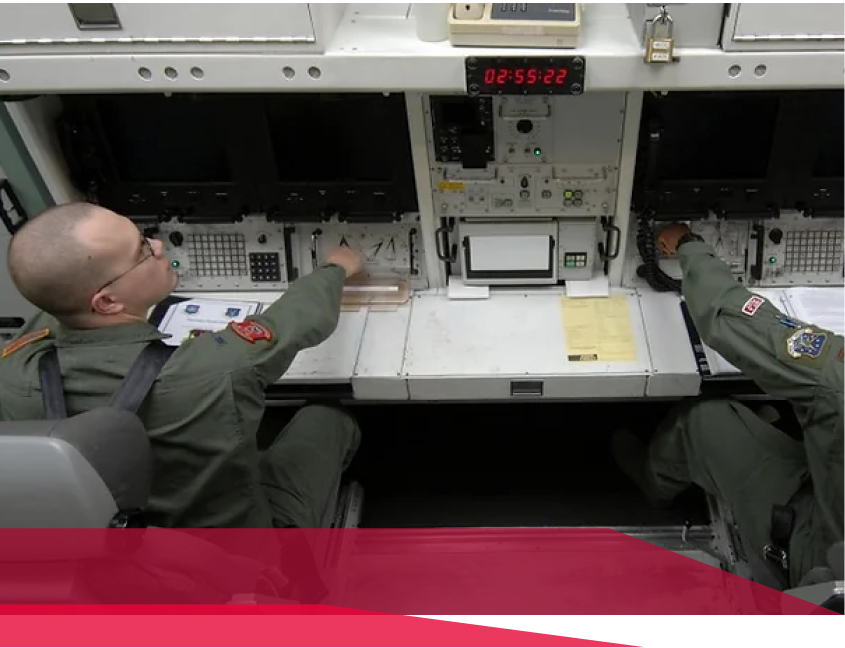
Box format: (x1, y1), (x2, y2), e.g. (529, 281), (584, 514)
(408, 227), (418, 276)
(600, 218), (622, 261)
(435, 226), (458, 263)
(750, 223), (765, 281)
(510, 381), (544, 398)
(310, 228), (322, 270)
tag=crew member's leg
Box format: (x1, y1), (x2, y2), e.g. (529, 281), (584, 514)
(260, 404), (361, 528)
(614, 398), (807, 560)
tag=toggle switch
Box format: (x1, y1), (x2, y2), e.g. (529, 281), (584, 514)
(454, 3), (485, 20)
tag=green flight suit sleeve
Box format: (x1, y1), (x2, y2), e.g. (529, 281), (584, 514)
(180, 264), (347, 387)
(221, 266), (346, 387)
(679, 240), (843, 421)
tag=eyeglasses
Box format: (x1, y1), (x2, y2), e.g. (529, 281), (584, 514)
(96, 236), (155, 294)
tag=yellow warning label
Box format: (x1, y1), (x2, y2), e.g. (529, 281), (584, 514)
(438, 181), (466, 192)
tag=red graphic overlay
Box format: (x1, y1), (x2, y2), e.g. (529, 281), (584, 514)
(0, 528), (834, 645)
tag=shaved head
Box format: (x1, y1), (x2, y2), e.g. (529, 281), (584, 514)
(8, 202), (122, 319)
(9, 201), (177, 326)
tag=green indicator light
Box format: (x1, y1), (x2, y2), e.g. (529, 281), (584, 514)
(768, 257), (777, 264)
(534, 147), (542, 156)
(171, 260), (180, 268)
(564, 190), (574, 198)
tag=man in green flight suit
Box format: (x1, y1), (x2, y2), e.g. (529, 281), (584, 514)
(614, 223), (843, 589)
(0, 202), (363, 529)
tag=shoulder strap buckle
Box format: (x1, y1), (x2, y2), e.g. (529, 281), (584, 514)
(763, 543), (790, 573)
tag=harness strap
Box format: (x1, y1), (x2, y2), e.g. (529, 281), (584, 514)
(108, 341), (175, 414)
(38, 341), (176, 419)
(38, 348), (67, 420)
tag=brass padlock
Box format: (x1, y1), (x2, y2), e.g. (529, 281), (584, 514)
(645, 7), (675, 64)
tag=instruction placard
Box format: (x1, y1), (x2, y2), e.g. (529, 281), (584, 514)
(561, 295), (637, 362)
(158, 298), (262, 346)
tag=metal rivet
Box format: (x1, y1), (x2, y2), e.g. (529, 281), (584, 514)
(164, 67), (178, 80)
(308, 66), (322, 79)
(754, 64), (767, 78)
(190, 66), (204, 80)
(0, 69), (9, 82)
(282, 66), (295, 79)
(138, 67), (152, 80)
(728, 64), (742, 78)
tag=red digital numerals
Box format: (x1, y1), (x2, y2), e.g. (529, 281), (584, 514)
(482, 68), (568, 86)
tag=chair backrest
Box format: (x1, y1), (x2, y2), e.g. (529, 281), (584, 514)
(0, 408), (152, 528)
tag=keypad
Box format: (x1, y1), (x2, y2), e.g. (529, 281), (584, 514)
(496, 3), (529, 12)
(491, 3), (575, 20)
(564, 252), (588, 268)
(249, 252), (282, 282)
(186, 233), (247, 278)
(563, 189), (584, 208)
(784, 230), (843, 273)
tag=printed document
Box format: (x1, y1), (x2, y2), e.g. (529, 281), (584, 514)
(158, 298), (262, 346)
(561, 295), (637, 362)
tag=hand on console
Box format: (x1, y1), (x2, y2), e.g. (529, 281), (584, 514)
(657, 223), (692, 256)
(325, 246), (364, 279)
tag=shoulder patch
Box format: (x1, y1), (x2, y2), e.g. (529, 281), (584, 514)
(228, 320), (273, 344)
(2, 328), (51, 359)
(742, 295), (766, 316)
(786, 327), (827, 360)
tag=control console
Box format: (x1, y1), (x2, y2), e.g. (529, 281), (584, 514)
(426, 91), (625, 285)
(626, 89), (844, 292)
(56, 91), (429, 294)
(156, 218), (290, 292)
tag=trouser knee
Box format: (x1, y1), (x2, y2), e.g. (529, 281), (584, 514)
(297, 404), (361, 460)
(661, 397), (747, 450)
(681, 397), (740, 423)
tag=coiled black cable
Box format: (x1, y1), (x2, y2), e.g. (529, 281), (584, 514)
(636, 212), (682, 293)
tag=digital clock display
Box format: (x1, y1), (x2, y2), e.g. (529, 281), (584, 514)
(466, 56), (585, 96)
(483, 67), (569, 86)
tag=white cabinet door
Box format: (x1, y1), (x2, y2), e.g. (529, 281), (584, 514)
(724, 3), (844, 50)
(0, 3), (317, 46)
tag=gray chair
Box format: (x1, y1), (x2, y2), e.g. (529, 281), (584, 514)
(0, 407), (362, 604)
(0, 408), (151, 529)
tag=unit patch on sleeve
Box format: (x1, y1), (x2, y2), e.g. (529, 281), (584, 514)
(741, 295), (766, 316)
(2, 328), (51, 358)
(786, 327), (827, 360)
(228, 320), (274, 344)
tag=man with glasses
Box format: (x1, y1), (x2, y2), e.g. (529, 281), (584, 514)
(0, 201), (363, 529)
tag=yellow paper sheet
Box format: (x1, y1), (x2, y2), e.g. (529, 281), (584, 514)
(560, 295), (637, 362)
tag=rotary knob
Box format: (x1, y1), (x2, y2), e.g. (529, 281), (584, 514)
(516, 119), (534, 134)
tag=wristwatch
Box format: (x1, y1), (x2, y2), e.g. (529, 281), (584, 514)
(677, 232), (704, 249)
